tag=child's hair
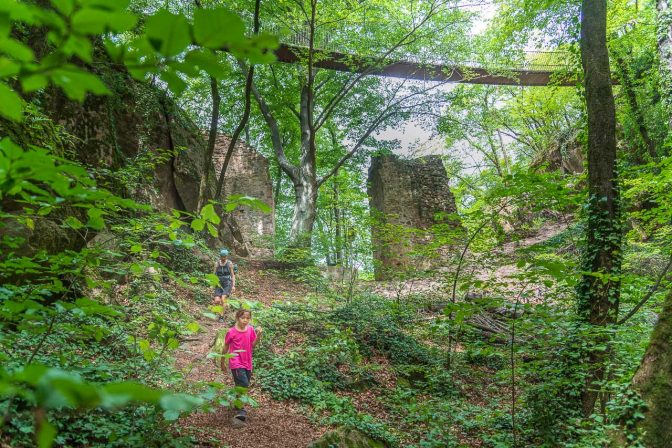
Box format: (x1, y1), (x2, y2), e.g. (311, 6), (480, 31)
(235, 309), (251, 320)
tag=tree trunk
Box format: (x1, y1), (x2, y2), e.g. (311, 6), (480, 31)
(196, 76), (220, 212)
(333, 180), (343, 265)
(658, 0), (672, 129)
(287, 80), (318, 249)
(577, 0), (622, 417)
(631, 289), (672, 447)
(289, 167), (318, 248)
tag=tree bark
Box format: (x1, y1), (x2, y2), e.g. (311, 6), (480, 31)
(631, 289), (672, 447)
(196, 76), (220, 212)
(577, 0), (622, 417)
(288, 164), (318, 248)
(658, 0), (672, 129)
(333, 180), (343, 265)
(214, 0), (261, 200)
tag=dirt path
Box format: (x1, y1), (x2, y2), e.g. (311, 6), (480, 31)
(174, 264), (324, 448)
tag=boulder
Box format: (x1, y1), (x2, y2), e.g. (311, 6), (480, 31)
(308, 427), (388, 448)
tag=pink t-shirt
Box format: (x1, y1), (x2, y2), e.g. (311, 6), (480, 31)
(225, 325), (257, 370)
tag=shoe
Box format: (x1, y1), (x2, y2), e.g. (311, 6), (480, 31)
(231, 416), (246, 427)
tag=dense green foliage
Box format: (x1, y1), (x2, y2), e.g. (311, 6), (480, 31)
(2, 0), (672, 447)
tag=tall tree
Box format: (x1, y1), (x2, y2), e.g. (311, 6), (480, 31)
(247, 0), (469, 248)
(576, 0), (622, 417)
(658, 0), (672, 129)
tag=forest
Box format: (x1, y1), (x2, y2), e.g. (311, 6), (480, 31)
(1, 0), (671, 447)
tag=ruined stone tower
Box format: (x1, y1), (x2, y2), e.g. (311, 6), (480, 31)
(368, 154), (459, 280)
(213, 136), (275, 257)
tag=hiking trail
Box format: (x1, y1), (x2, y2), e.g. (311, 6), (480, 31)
(173, 261), (326, 448)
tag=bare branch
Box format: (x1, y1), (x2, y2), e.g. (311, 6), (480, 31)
(317, 110), (396, 187)
(214, 0), (263, 199)
(248, 73), (300, 182)
(314, 0), (449, 129)
(618, 253), (672, 325)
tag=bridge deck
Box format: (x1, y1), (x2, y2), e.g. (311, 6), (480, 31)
(275, 44), (577, 86)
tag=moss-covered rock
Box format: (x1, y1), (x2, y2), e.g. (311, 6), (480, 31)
(308, 427), (388, 448)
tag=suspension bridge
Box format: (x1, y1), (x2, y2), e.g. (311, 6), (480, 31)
(268, 26), (577, 87)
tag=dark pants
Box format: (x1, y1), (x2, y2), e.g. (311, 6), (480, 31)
(231, 368), (251, 388)
(231, 368), (251, 419)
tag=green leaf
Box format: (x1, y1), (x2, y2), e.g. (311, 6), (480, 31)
(184, 49), (229, 79)
(145, 10), (191, 57)
(160, 70), (187, 96)
(0, 39), (35, 62)
(51, 0), (74, 16)
(206, 222), (218, 238)
(61, 35), (93, 62)
(205, 273), (220, 287)
(0, 82), (24, 121)
(21, 74), (48, 92)
(190, 218), (205, 232)
(159, 393), (203, 414)
(50, 67), (110, 101)
(100, 381), (163, 407)
(86, 207), (104, 230)
(64, 216), (83, 230)
(193, 7), (244, 49)
(163, 409), (181, 421)
(0, 57), (20, 77)
(239, 32), (279, 64)
(225, 194), (271, 213)
(37, 419), (56, 448)
(200, 203), (220, 224)
(71, 9), (136, 34)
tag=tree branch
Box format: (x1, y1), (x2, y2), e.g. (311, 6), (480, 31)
(246, 64), (299, 183)
(314, 0), (447, 130)
(214, 0), (262, 200)
(317, 110), (395, 187)
(196, 75), (221, 210)
(618, 253), (672, 325)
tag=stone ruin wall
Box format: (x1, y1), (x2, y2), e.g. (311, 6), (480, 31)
(213, 135), (275, 258)
(368, 154), (459, 280)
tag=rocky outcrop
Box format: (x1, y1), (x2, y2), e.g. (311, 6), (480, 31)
(368, 154), (459, 280)
(39, 66), (277, 257)
(41, 73), (215, 214)
(213, 135), (275, 257)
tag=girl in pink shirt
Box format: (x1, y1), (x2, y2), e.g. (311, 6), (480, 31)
(222, 309), (262, 422)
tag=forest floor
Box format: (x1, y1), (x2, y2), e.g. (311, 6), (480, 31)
(171, 220), (570, 447)
(173, 261), (326, 448)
